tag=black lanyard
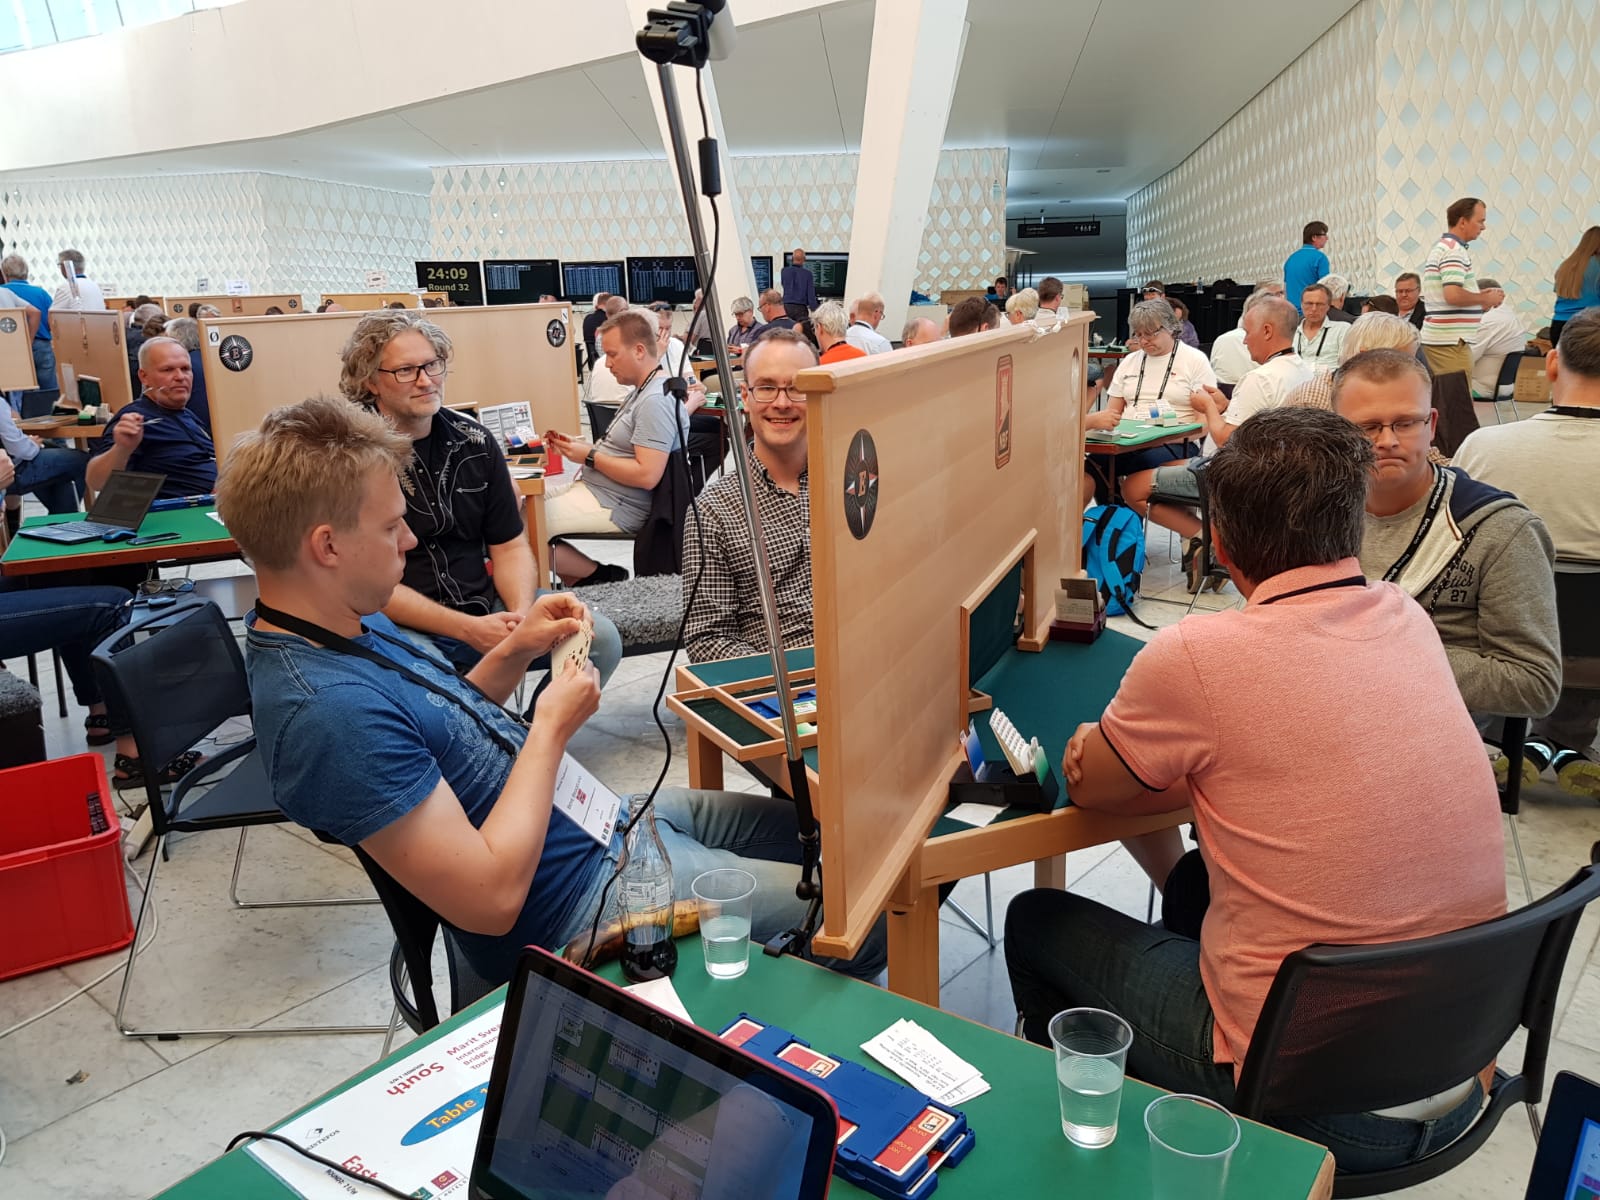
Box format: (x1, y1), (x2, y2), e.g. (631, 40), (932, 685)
(1263, 347), (1295, 364)
(1549, 406), (1600, 418)
(1258, 575), (1366, 605)
(599, 367), (663, 455)
(1295, 324), (1329, 359)
(1132, 348), (1178, 405)
(1380, 466), (1449, 583)
(252, 600), (527, 758)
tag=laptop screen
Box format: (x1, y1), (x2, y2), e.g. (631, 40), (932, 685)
(473, 952), (834, 1200)
(89, 471), (167, 529)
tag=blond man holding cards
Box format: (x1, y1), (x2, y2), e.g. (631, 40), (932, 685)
(221, 397), (887, 986)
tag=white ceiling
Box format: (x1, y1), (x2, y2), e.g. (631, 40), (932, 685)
(31, 0), (1359, 213)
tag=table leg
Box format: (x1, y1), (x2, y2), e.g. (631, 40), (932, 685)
(687, 727), (725, 791)
(887, 882), (942, 1006)
(526, 493), (552, 589)
(1034, 855), (1066, 890)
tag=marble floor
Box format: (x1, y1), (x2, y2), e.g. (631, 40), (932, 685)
(3, 417), (1596, 1198)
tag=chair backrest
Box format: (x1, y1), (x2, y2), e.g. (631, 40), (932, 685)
(91, 597), (251, 798)
(1555, 563), (1600, 682)
(1431, 370), (1479, 458)
(1235, 864), (1600, 1120)
(1494, 350), (1524, 396)
(585, 400), (618, 442)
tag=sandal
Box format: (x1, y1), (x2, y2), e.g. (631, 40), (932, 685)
(85, 713), (115, 747)
(114, 750), (203, 788)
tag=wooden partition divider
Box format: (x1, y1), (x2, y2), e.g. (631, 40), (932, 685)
(0, 307), (37, 390)
(200, 302), (582, 463)
(105, 295), (167, 312)
(318, 292), (419, 311)
(800, 313), (1090, 959)
(166, 294), (304, 318)
(48, 309), (136, 411)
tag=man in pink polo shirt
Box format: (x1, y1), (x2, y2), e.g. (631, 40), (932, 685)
(1005, 407), (1506, 1172)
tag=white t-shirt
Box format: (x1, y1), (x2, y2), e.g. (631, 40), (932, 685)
(845, 321), (893, 355)
(1292, 320), (1346, 369)
(1209, 328), (1253, 385)
(1453, 412), (1600, 561)
(660, 336), (689, 377)
(1468, 305), (1528, 398)
(1107, 341), (1216, 422)
(1225, 352), (1315, 427)
(51, 274), (108, 312)
(587, 357), (632, 406)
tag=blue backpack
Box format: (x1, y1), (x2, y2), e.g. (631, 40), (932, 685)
(1082, 504), (1150, 624)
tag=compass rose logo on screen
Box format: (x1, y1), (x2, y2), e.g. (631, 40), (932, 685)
(842, 429), (879, 540)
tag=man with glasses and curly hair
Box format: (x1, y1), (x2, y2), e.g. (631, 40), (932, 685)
(339, 309), (621, 683)
(1333, 348), (1559, 727)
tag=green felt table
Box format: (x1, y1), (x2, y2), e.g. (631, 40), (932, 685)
(153, 938), (1331, 1199)
(1085, 418), (1204, 453)
(0, 506), (237, 576)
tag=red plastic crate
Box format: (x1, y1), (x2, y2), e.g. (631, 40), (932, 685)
(0, 754), (134, 981)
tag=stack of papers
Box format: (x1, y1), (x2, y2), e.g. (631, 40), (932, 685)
(861, 1019), (990, 1106)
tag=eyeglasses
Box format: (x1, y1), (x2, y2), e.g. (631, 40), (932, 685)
(1355, 416), (1429, 440)
(376, 358), (446, 384)
(746, 384), (807, 404)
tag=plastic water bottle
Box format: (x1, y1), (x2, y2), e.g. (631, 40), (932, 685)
(618, 807), (678, 982)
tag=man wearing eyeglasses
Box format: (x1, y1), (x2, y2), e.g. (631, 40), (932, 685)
(340, 310), (621, 683)
(682, 331), (817, 663)
(1333, 348), (1559, 723)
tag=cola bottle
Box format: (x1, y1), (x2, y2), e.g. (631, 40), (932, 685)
(618, 806), (678, 982)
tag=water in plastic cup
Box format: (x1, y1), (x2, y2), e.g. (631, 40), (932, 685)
(1145, 1093), (1240, 1199)
(1049, 1008), (1133, 1148)
(692, 869), (757, 979)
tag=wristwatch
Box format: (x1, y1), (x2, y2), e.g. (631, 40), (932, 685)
(585, 448), (598, 469)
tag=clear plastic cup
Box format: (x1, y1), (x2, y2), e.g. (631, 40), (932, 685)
(1049, 1008), (1133, 1148)
(691, 868), (757, 979)
(1144, 1093), (1241, 1199)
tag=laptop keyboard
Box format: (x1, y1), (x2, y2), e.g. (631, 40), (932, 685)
(39, 521), (115, 538)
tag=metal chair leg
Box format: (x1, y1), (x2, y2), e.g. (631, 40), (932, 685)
(52, 650), (67, 718)
(229, 825), (380, 909)
(946, 897), (997, 950)
(1526, 1100), (1542, 1142)
(380, 963), (410, 1059)
(983, 873), (995, 946)
(1507, 814), (1534, 906)
(1146, 880), (1157, 923)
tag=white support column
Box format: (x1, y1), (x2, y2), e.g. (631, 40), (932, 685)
(846, 0), (970, 337)
(626, 0), (756, 333)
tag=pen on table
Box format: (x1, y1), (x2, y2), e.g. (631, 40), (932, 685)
(130, 532), (182, 545)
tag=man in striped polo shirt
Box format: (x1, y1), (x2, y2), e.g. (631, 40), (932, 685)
(1419, 197), (1505, 381)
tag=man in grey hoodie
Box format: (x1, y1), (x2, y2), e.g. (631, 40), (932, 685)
(1334, 348), (1560, 727)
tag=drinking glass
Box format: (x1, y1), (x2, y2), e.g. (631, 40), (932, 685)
(1145, 1093), (1240, 1199)
(1049, 1008), (1133, 1148)
(692, 869), (757, 979)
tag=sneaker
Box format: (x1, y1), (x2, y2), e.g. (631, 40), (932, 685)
(1493, 739), (1551, 790)
(575, 563), (629, 587)
(1553, 751), (1600, 801)
(1182, 537), (1205, 594)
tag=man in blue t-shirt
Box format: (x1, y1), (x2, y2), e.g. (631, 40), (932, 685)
(1, 253), (57, 406)
(87, 337), (216, 499)
(1283, 221), (1331, 314)
(220, 395), (884, 986)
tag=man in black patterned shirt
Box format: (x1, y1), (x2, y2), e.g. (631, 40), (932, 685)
(682, 331), (816, 662)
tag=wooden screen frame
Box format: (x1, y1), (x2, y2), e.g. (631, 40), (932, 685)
(200, 302), (582, 465)
(0, 306), (36, 390)
(166, 294), (304, 318)
(47, 309), (135, 412)
(318, 293), (420, 311)
(802, 313), (1090, 958)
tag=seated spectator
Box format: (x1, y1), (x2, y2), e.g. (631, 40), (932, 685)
(1124, 296), (1309, 591)
(948, 296), (996, 338)
(87, 337), (217, 500)
(1036, 275), (1068, 321)
(2, 399), (86, 515)
(1006, 406), (1506, 1172)
(752, 288), (797, 340)
(986, 276), (1012, 306)
(1362, 294), (1400, 315)
(1141, 281), (1166, 302)
(1294, 284), (1347, 368)
(264, 305), (286, 315)
(545, 310), (684, 586)
(317, 301), (345, 314)
(1454, 309), (1600, 795)
(337, 309), (622, 682)
(1004, 288), (1040, 325)
(192, 304), (222, 320)
(162, 316), (212, 433)
(845, 293), (893, 355)
(686, 288), (710, 348)
(224, 396), (884, 987)
(1549, 226), (1600, 345)
(1467, 277), (1529, 399)
(652, 303), (689, 377)
(1285, 310), (1421, 411)
(813, 301), (867, 364)
(125, 302), (165, 390)
(1319, 273), (1355, 323)
(901, 316), (941, 347)
(683, 332), (817, 663)
(1334, 349), (1560, 721)
(1396, 271), (1427, 329)
(725, 295), (763, 357)
(1208, 289), (1273, 394)
(585, 295), (633, 405)
(1168, 295), (1200, 347)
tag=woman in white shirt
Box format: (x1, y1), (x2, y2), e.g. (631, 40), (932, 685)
(1086, 299), (1216, 496)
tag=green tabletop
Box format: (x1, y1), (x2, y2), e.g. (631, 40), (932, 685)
(1085, 418), (1203, 449)
(155, 938), (1330, 1199)
(0, 505), (235, 575)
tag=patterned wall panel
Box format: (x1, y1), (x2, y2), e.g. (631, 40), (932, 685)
(0, 171), (427, 306)
(430, 148), (1008, 297)
(1126, 3), (1378, 291)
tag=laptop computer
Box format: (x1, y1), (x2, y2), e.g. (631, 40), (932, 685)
(1526, 1071), (1600, 1199)
(471, 947), (839, 1200)
(18, 470), (167, 545)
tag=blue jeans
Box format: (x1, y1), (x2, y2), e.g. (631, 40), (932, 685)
(1004, 889), (1482, 1173)
(7, 447), (87, 514)
(398, 589), (623, 687)
(0, 580), (131, 707)
(561, 788), (888, 983)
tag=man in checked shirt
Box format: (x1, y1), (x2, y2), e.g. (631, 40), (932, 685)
(682, 331), (817, 662)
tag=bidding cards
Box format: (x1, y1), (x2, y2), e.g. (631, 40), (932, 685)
(551, 618), (594, 675)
